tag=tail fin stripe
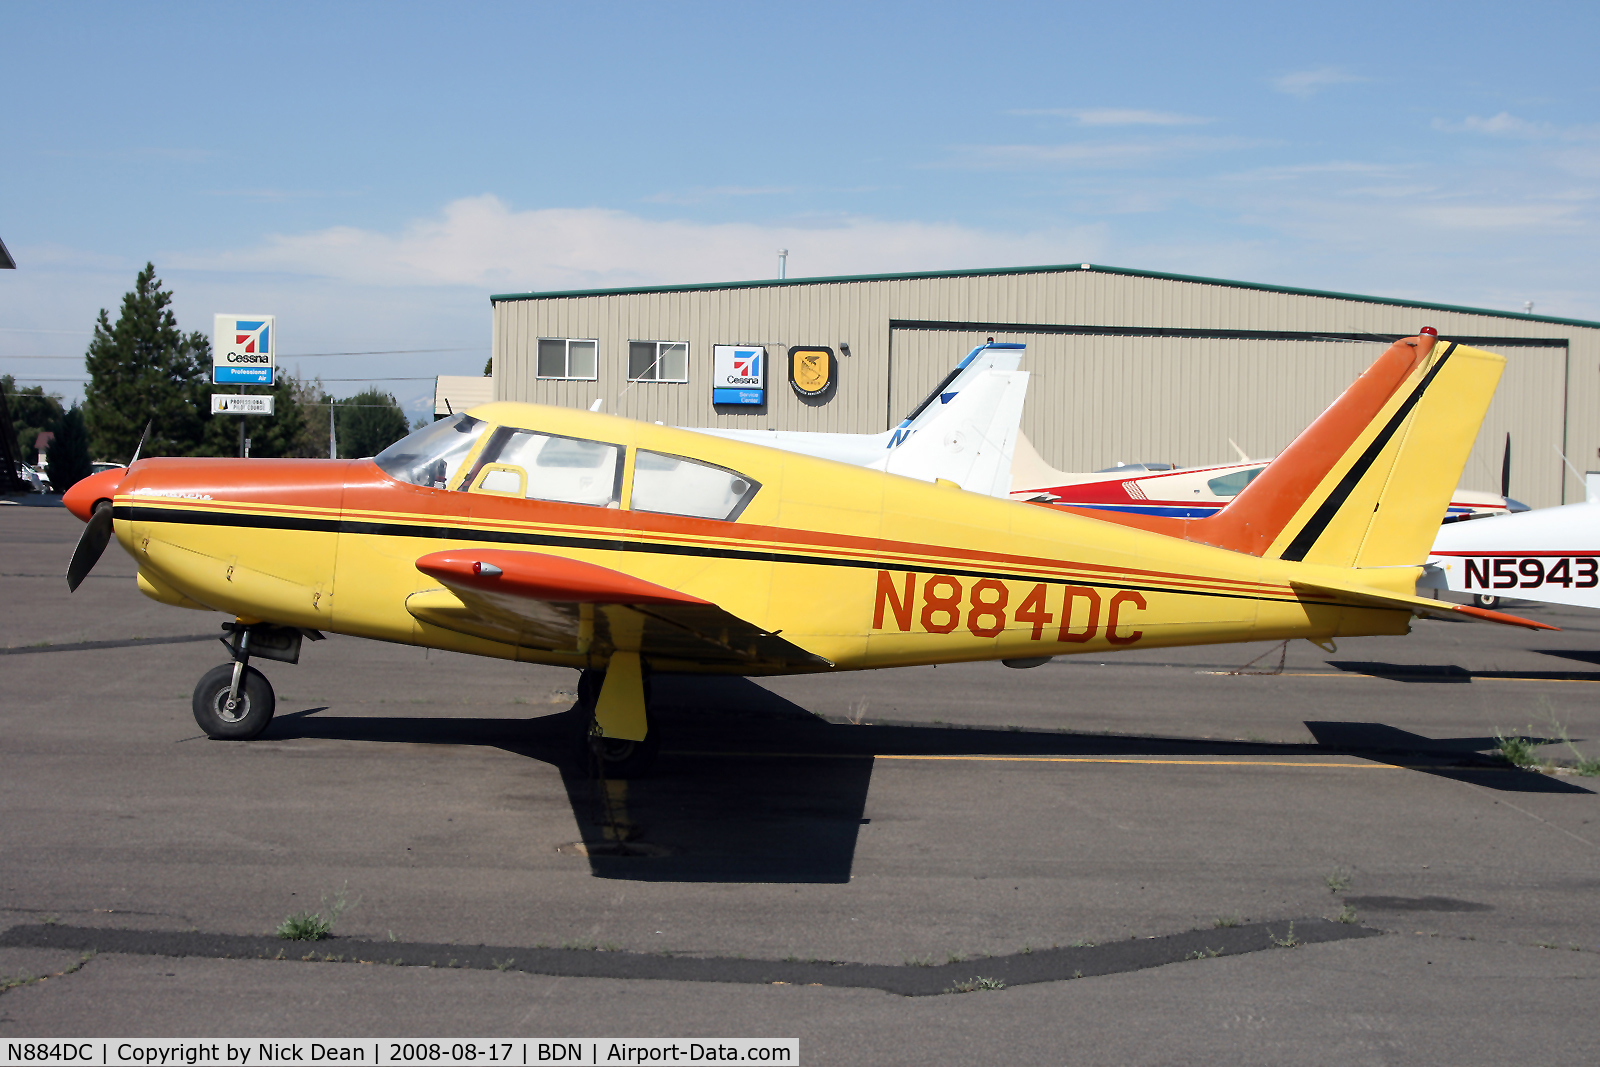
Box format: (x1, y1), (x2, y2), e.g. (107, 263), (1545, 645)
(1279, 343), (1457, 562)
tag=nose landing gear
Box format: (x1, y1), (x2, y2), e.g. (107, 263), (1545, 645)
(190, 622), (317, 740)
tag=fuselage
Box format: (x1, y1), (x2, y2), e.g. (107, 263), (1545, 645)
(93, 402), (1414, 675)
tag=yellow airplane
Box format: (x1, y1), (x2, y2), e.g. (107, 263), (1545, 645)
(63, 329), (1549, 777)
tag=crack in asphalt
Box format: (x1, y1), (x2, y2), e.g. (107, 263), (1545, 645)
(0, 919), (1382, 996)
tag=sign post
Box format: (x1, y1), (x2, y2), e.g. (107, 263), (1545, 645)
(213, 315), (276, 457)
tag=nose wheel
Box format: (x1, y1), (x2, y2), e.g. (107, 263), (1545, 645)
(192, 662), (275, 739)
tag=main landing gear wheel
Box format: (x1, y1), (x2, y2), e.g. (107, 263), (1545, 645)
(1472, 594), (1501, 609)
(575, 667), (660, 779)
(192, 663), (275, 740)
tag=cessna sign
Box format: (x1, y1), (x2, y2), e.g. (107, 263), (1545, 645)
(213, 314), (276, 385)
(712, 344), (766, 405)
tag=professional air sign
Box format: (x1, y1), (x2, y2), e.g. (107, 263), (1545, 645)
(213, 314), (276, 385)
(712, 344), (765, 405)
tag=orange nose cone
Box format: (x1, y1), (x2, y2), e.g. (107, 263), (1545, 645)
(63, 467), (125, 522)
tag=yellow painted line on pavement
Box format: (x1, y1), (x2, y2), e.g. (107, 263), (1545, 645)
(670, 751), (1399, 769)
(873, 755), (1397, 768)
(1200, 671), (1600, 684)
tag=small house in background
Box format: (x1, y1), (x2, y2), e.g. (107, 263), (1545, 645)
(33, 430), (54, 473)
(434, 375), (494, 420)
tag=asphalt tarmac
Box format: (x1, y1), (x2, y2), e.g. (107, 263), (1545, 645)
(3, 505), (1599, 1063)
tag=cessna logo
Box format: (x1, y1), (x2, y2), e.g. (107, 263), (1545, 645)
(223, 352), (272, 364)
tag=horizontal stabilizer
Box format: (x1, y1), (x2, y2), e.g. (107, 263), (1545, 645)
(1291, 580), (1557, 632)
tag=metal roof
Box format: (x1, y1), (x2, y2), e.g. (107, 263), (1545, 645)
(490, 262), (1600, 330)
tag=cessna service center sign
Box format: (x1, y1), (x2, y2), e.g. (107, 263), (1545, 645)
(213, 314), (276, 385)
(712, 344), (765, 405)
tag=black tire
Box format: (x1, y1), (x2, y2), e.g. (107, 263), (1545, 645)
(573, 667), (659, 779)
(192, 663), (275, 740)
(1472, 594), (1501, 610)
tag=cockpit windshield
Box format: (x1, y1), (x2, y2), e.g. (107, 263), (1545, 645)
(374, 414), (487, 489)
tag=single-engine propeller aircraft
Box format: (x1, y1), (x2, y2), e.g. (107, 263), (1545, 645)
(64, 328), (1550, 777)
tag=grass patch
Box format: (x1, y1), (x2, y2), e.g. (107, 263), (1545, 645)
(1213, 915), (1241, 928)
(1494, 728), (1546, 770)
(946, 976), (1005, 993)
(1325, 868), (1352, 894)
(276, 912), (332, 941)
(275, 883), (360, 941)
(1337, 905), (1360, 925)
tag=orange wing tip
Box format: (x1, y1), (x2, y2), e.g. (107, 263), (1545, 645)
(1448, 603), (1560, 631)
(415, 549), (710, 607)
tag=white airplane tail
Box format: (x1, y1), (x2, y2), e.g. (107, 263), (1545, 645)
(881, 369), (1029, 496)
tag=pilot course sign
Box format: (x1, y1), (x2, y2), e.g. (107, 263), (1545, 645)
(213, 315), (276, 385)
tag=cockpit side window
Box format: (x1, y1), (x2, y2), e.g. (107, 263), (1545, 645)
(461, 427), (623, 507)
(1206, 466), (1265, 498)
(374, 414), (487, 489)
(630, 450), (760, 521)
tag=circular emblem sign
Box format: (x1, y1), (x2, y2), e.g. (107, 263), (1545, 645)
(789, 346), (836, 398)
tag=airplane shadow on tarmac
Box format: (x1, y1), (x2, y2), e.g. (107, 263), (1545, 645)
(260, 674), (1591, 885)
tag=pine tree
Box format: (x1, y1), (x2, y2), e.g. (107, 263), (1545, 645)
(48, 405), (93, 495)
(337, 389), (412, 458)
(83, 263), (209, 462)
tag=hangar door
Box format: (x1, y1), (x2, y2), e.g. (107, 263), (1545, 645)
(888, 327), (1569, 510)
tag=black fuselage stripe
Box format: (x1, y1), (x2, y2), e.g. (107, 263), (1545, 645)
(1279, 344), (1456, 562)
(112, 504), (1383, 611)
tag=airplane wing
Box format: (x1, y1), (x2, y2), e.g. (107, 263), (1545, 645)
(407, 549), (832, 669)
(1290, 580), (1557, 631)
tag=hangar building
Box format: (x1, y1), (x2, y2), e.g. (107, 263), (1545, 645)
(490, 264), (1600, 510)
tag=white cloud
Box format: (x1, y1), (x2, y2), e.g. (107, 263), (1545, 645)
(1009, 108), (1212, 126)
(1272, 67), (1366, 98)
(941, 136), (1252, 171)
(176, 195), (1105, 291)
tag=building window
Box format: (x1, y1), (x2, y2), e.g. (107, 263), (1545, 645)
(537, 338), (598, 380)
(628, 341), (689, 382)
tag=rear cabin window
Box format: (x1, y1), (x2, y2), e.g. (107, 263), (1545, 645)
(1206, 466), (1265, 498)
(374, 414), (487, 489)
(630, 450), (760, 521)
(463, 427), (623, 507)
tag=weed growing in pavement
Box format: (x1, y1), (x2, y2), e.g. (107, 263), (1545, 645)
(1494, 728), (1546, 770)
(1184, 948), (1224, 960)
(276, 912), (333, 941)
(946, 953), (964, 964)
(1337, 905), (1360, 924)
(905, 955), (935, 967)
(1325, 868), (1353, 894)
(1213, 915), (1241, 928)
(946, 976), (1005, 993)
(1069, 939), (1097, 948)
(277, 882), (360, 941)
(1070, 970), (1084, 979)
(1532, 699), (1600, 775)
(1270, 923), (1301, 949)
(1534, 940), (1559, 950)
(492, 958), (515, 971)
(562, 939), (597, 951)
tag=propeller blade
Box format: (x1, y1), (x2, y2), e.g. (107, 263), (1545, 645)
(129, 420), (152, 466)
(1501, 432), (1511, 500)
(66, 500), (114, 592)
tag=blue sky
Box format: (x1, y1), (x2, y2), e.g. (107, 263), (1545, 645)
(4, 0), (1597, 418)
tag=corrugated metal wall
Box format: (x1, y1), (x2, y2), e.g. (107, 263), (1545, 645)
(493, 268), (1600, 508)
